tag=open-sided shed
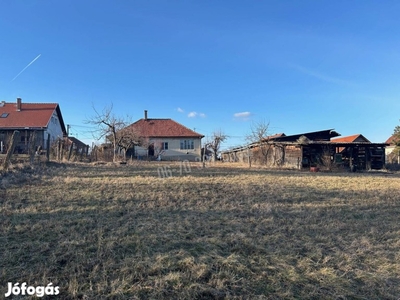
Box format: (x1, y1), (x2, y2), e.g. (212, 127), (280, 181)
(222, 129), (387, 170)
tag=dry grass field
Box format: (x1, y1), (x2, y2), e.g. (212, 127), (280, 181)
(1, 161), (400, 299)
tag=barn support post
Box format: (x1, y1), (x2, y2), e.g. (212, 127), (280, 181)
(299, 146), (303, 170)
(381, 146), (386, 167)
(349, 147), (353, 170)
(2, 130), (20, 169)
(365, 146), (371, 170)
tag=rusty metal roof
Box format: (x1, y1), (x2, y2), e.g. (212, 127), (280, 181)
(331, 134), (370, 143)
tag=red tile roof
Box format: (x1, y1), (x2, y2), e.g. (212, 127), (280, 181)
(125, 118), (204, 138)
(331, 134), (370, 143)
(0, 102), (57, 128)
(386, 135), (398, 145)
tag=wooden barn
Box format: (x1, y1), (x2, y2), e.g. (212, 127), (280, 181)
(221, 129), (387, 171)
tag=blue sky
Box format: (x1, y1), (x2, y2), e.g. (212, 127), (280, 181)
(1, 1), (399, 149)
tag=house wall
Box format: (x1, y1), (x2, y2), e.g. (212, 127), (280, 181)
(222, 144), (302, 168)
(44, 111), (64, 148)
(133, 137), (202, 161)
(18, 130), (45, 153)
(284, 145), (302, 168)
(0, 131), (13, 154)
(386, 146), (400, 164)
(0, 129), (45, 154)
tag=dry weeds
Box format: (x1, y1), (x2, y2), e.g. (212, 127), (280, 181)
(1, 162), (400, 299)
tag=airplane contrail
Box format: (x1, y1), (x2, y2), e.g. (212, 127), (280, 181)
(12, 54), (41, 81)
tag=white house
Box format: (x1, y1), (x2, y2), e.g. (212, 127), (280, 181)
(0, 98), (67, 153)
(122, 110), (204, 161)
(385, 135), (399, 164)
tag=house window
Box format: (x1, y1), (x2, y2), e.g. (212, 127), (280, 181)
(0, 113), (9, 118)
(180, 139), (194, 150)
(162, 142), (168, 150)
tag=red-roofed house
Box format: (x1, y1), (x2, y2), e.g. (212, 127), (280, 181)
(0, 98), (67, 153)
(385, 134), (399, 164)
(121, 110), (204, 161)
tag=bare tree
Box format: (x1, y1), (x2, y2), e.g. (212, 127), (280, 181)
(86, 104), (136, 162)
(393, 122), (400, 147)
(246, 120), (271, 165)
(115, 125), (141, 160)
(152, 139), (166, 160)
(205, 130), (228, 161)
(391, 121), (400, 164)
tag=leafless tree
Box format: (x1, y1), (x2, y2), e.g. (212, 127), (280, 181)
(115, 125), (142, 160)
(152, 139), (166, 160)
(393, 123), (400, 147)
(390, 122), (400, 164)
(246, 120), (271, 165)
(205, 130), (228, 161)
(86, 104), (138, 162)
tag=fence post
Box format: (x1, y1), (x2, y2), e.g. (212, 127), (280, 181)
(57, 139), (62, 162)
(68, 143), (74, 161)
(2, 130), (20, 169)
(46, 134), (51, 162)
(248, 147), (251, 168)
(29, 131), (37, 165)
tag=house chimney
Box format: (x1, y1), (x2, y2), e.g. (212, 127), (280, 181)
(144, 110), (148, 121)
(16, 98), (22, 111)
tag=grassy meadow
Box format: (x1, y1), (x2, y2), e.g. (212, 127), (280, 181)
(1, 161), (400, 299)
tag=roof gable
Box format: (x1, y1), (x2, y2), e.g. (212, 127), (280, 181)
(124, 118), (204, 138)
(331, 134), (370, 143)
(385, 135), (399, 145)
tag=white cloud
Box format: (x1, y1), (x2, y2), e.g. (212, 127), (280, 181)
(234, 112), (251, 118)
(188, 111), (206, 118)
(177, 107), (184, 113)
(233, 111), (252, 120)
